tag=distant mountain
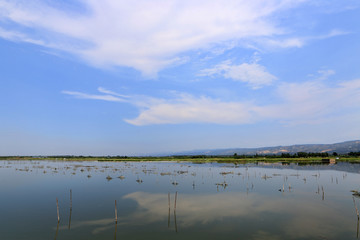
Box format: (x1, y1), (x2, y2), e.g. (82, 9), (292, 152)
(175, 140), (360, 156)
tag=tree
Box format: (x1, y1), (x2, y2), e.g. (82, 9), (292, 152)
(297, 152), (308, 158)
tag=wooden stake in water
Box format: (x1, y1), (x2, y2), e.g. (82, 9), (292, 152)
(115, 200), (118, 223)
(56, 198), (60, 223)
(70, 189), (72, 208)
(54, 221), (59, 240)
(353, 197), (360, 239)
(353, 197), (360, 220)
(168, 192), (171, 228)
(114, 221), (118, 240)
(168, 192), (170, 209)
(174, 191), (178, 210)
(68, 189), (72, 229)
(174, 209), (178, 233)
(174, 191), (178, 233)
(114, 213), (118, 240)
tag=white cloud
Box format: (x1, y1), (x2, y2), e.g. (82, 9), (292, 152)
(125, 94), (256, 126)
(257, 77), (360, 123)
(97, 87), (130, 98)
(259, 37), (305, 48)
(316, 69), (335, 80)
(0, 0), (308, 77)
(62, 71), (360, 126)
(61, 90), (127, 102)
(314, 29), (350, 39)
(253, 29), (349, 50)
(129, 78), (360, 125)
(0, 27), (46, 45)
(199, 60), (277, 89)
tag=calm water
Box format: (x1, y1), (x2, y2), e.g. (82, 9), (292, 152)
(1, 160), (360, 240)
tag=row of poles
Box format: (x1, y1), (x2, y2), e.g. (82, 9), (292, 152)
(56, 189), (72, 224)
(353, 197), (359, 238)
(55, 190), (359, 238)
(55, 189), (72, 240)
(55, 190), (178, 239)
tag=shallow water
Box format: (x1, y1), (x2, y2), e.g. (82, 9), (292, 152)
(0, 160), (360, 240)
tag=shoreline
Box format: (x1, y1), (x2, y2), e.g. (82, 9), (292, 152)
(1, 156), (360, 163)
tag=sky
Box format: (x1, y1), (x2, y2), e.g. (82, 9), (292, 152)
(0, 0), (360, 156)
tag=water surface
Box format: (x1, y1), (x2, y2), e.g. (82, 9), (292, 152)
(0, 160), (359, 240)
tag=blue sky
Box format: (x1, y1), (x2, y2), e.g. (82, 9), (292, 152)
(1, 0), (360, 155)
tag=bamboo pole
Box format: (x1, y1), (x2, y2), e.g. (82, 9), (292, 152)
(174, 191), (178, 210)
(354, 197), (360, 239)
(353, 197), (360, 220)
(114, 220), (118, 240)
(68, 189), (72, 229)
(54, 221), (59, 240)
(168, 192), (170, 209)
(56, 198), (60, 223)
(70, 189), (72, 208)
(174, 191), (178, 233)
(174, 209), (178, 233)
(115, 200), (118, 223)
(168, 192), (170, 228)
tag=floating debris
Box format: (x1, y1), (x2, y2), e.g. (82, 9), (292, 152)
(215, 181), (228, 190)
(262, 174), (272, 180)
(160, 172), (172, 176)
(352, 190), (360, 198)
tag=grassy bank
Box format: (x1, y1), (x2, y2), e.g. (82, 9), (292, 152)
(1, 155), (360, 163)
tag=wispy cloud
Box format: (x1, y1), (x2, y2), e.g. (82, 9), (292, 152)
(253, 29), (350, 50)
(125, 94), (256, 126)
(316, 69), (335, 81)
(0, 0), (310, 77)
(259, 76), (360, 123)
(62, 72), (360, 126)
(97, 87), (130, 98)
(199, 60), (277, 89)
(62, 90), (127, 102)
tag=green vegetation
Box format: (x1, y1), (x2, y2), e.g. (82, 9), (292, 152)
(1, 151), (360, 163)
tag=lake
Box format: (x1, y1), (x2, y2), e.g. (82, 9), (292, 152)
(0, 160), (359, 240)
